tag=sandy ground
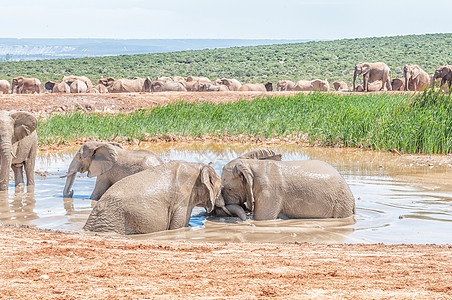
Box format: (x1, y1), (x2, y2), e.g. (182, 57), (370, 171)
(1, 92), (451, 299)
(1, 225), (451, 299)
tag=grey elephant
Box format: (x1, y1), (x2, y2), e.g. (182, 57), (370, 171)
(11, 77), (41, 94)
(219, 149), (355, 221)
(353, 62), (392, 92)
(69, 79), (88, 93)
(107, 77), (152, 93)
(0, 79), (11, 94)
(45, 81), (71, 93)
(276, 80), (296, 91)
(220, 78), (242, 91)
(150, 80), (187, 92)
(432, 65), (452, 91)
(83, 161), (224, 235)
(62, 141), (163, 200)
(0, 111), (38, 191)
(404, 64), (430, 91)
(62, 75), (93, 89)
(294, 79), (329, 91)
(391, 78), (405, 91)
(332, 81), (348, 91)
(239, 83), (267, 91)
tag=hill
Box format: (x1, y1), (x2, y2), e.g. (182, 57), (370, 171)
(0, 34), (451, 85)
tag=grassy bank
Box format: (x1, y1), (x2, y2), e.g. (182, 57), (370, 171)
(37, 91), (452, 154)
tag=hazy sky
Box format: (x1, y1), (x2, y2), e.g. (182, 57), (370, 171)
(2, 0), (451, 39)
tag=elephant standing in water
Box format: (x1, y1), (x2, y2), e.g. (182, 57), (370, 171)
(83, 161), (225, 235)
(403, 64), (430, 91)
(353, 62), (392, 92)
(0, 111), (38, 191)
(218, 149), (355, 221)
(62, 141), (163, 200)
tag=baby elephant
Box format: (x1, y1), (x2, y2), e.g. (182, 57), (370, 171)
(62, 141), (163, 200)
(220, 149), (355, 221)
(83, 161), (224, 235)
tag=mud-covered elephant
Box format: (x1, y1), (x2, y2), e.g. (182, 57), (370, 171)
(83, 161), (225, 235)
(62, 141), (163, 200)
(218, 149), (355, 221)
(45, 81), (71, 93)
(186, 76), (211, 83)
(219, 78), (242, 91)
(62, 75), (93, 89)
(0, 79), (10, 94)
(69, 79), (88, 93)
(239, 83), (267, 91)
(391, 78), (405, 91)
(150, 80), (187, 92)
(0, 111), (38, 191)
(11, 77), (41, 94)
(332, 81), (348, 91)
(103, 77), (152, 93)
(294, 79), (329, 91)
(432, 65), (452, 91)
(404, 64), (430, 91)
(353, 62), (391, 92)
(198, 83), (229, 92)
(276, 80), (296, 91)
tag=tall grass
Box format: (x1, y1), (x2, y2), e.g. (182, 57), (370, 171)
(37, 92), (452, 154)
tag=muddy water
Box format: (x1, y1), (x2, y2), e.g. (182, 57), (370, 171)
(1, 143), (451, 244)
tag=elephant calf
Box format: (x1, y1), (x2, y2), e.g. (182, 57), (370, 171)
(83, 161), (225, 235)
(62, 141), (163, 200)
(219, 149), (355, 221)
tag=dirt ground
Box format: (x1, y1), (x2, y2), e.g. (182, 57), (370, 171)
(1, 92), (451, 299)
(1, 225), (451, 299)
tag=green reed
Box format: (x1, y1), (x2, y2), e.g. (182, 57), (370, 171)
(37, 92), (452, 154)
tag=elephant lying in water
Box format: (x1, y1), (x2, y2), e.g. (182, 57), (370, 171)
(218, 149), (355, 221)
(83, 161), (225, 235)
(62, 141), (163, 200)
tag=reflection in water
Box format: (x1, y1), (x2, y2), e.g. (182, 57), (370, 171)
(0, 143), (451, 244)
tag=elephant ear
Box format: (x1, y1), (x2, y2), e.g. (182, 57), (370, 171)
(200, 165), (218, 213)
(233, 162), (255, 211)
(239, 149), (282, 161)
(411, 66), (421, 79)
(45, 81), (56, 91)
(10, 112), (38, 143)
(88, 144), (119, 178)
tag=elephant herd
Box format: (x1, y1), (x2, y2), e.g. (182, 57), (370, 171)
(0, 117), (356, 235)
(2, 63), (451, 95)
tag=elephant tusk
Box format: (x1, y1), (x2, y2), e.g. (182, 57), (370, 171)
(10, 151), (16, 159)
(60, 171), (76, 178)
(221, 206), (233, 217)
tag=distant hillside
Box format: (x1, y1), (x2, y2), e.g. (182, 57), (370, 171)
(0, 34), (451, 85)
(0, 38), (308, 61)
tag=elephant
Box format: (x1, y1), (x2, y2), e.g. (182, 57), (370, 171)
(62, 75), (93, 89)
(391, 78), (405, 91)
(198, 83), (229, 92)
(11, 77), (41, 94)
(432, 65), (452, 91)
(103, 77), (152, 93)
(186, 76), (211, 83)
(83, 161), (225, 235)
(219, 78), (242, 91)
(69, 79), (88, 93)
(403, 64), (430, 91)
(239, 83), (267, 91)
(0, 111), (38, 191)
(150, 81), (187, 92)
(218, 149), (355, 221)
(294, 79), (329, 91)
(353, 62), (392, 92)
(332, 81), (348, 91)
(0, 80), (10, 94)
(44, 81), (71, 93)
(264, 82), (273, 91)
(276, 80), (296, 91)
(87, 87), (99, 93)
(94, 84), (109, 93)
(62, 141), (163, 200)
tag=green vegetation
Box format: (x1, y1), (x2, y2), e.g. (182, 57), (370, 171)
(1, 34), (452, 85)
(38, 91), (452, 154)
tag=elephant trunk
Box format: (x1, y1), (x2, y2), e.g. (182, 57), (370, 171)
(353, 70), (357, 91)
(225, 204), (247, 221)
(11, 82), (15, 94)
(62, 157), (81, 198)
(404, 73), (410, 91)
(0, 142), (13, 191)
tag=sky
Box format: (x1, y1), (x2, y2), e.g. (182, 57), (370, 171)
(2, 0), (451, 40)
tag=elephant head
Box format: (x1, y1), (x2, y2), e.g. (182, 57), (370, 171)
(62, 142), (122, 198)
(150, 80), (164, 92)
(198, 164), (224, 214)
(312, 79), (329, 91)
(404, 64), (420, 91)
(219, 149), (282, 220)
(353, 63), (370, 91)
(0, 111), (37, 191)
(44, 81), (56, 92)
(98, 77), (115, 87)
(264, 82), (273, 91)
(11, 77), (24, 94)
(432, 66), (452, 85)
(143, 77), (153, 92)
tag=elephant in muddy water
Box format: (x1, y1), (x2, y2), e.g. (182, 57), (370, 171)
(404, 64), (430, 91)
(83, 161), (225, 235)
(11, 77), (41, 94)
(0, 111), (38, 191)
(62, 141), (163, 200)
(217, 149), (355, 221)
(353, 62), (392, 92)
(294, 79), (329, 91)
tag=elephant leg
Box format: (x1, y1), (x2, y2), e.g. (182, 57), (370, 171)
(363, 75), (368, 92)
(90, 177), (111, 200)
(386, 77), (392, 91)
(12, 163), (24, 186)
(169, 207), (189, 230)
(253, 191), (281, 221)
(24, 159), (35, 187)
